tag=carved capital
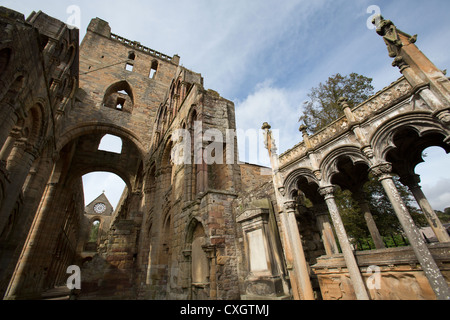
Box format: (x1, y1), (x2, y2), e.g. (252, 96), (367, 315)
(318, 186), (336, 200)
(370, 162), (393, 181)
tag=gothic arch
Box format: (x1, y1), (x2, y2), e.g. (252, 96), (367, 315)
(370, 113), (450, 161)
(283, 167), (318, 199)
(320, 146), (370, 185)
(102, 80), (135, 112)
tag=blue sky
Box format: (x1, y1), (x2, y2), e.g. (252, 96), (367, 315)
(2, 0), (450, 211)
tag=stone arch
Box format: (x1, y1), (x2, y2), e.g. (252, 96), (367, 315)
(386, 126), (450, 177)
(283, 167), (319, 199)
(57, 123), (145, 157)
(320, 145), (371, 186)
(370, 113), (450, 162)
(102, 80), (134, 112)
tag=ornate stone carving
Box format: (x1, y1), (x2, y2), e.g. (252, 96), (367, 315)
(338, 97), (350, 110)
(373, 15), (416, 71)
(318, 186), (336, 200)
(373, 15), (403, 58)
(370, 162), (393, 181)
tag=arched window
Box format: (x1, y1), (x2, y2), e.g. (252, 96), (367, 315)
(103, 81), (134, 112)
(98, 134), (123, 154)
(191, 223), (209, 285)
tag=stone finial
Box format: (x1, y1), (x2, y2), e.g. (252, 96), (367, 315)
(261, 122), (271, 130)
(338, 97), (350, 110)
(299, 124), (308, 135)
(372, 15), (414, 71)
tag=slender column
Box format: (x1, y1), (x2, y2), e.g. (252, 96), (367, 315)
(283, 201), (315, 300)
(401, 174), (450, 243)
(313, 203), (339, 255)
(353, 191), (385, 249)
(261, 122), (314, 300)
(371, 163), (450, 300)
(319, 186), (370, 300)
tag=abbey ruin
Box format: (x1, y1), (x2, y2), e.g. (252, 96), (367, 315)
(0, 7), (449, 300)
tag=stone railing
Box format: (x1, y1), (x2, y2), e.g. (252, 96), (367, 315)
(279, 77), (413, 167)
(110, 33), (173, 62)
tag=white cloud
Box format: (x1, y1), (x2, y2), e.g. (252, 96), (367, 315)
(415, 147), (450, 211)
(235, 80), (306, 165)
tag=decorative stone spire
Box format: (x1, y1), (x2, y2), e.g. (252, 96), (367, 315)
(372, 15), (416, 71)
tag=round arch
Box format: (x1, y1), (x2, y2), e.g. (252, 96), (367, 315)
(57, 122), (145, 157)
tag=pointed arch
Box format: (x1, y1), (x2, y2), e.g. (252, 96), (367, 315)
(103, 80), (134, 112)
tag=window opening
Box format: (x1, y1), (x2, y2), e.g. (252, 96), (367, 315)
(125, 63), (134, 72)
(150, 61), (158, 79)
(98, 134), (123, 154)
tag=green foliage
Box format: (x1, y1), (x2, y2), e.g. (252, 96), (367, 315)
(334, 175), (428, 247)
(88, 222), (100, 243)
(299, 73), (374, 133)
(436, 209), (450, 223)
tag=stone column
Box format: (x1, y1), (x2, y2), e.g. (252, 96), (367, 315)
(371, 162), (450, 300)
(353, 191), (385, 249)
(4, 181), (58, 299)
(282, 200), (315, 300)
(313, 202), (339, 255)
(318, 186), (370, 300)
(401, 174), (450, 243)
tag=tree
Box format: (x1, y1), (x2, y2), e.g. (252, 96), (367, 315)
(335, 174), (428, 248)
(299, 73), (374, 133)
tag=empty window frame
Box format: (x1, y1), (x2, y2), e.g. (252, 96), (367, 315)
(125, 63), (134, 72)
(149, 60), (158, 79)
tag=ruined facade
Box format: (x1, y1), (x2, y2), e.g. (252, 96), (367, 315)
(0, 7), (449, 300)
